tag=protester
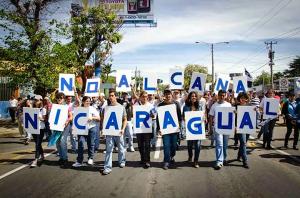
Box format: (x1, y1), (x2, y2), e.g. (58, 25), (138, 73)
(30, 99), (47, 167)
(23, 99), (33, 145)
(65, 95), (77, 153)
(72, 96), (100, 167)
(8, 95), (18, 122)
(157, 89), (182, 170)
(183, 91), (204, 168)
(209, 90), (232, 170)
(102, 89), (127, 175)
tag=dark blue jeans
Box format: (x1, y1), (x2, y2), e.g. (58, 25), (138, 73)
(237, 134), (249, 162)
(162, 133), (178, 163)
(94, 122), (100, 151)
(187, 140), (201, 162)
(77, 126), (96, 163)
(32, 129), (45, 159)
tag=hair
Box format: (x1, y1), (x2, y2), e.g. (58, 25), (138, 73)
(81, 96), (91, 107)
(185, 91), (199, 108)
(237, 92), (249, 103)
(163, 89), (172, 95)
(55, 92), (65, 100)
(288, 91), (295, 97)
(33, 100), (43, 108)
(139, 91), (148, 97)
(218, 89), (226, 96)
(109, 88), (116, 96)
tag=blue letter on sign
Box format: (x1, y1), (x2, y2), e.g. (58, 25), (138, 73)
(266, 102), (277, 116)
(144, 78), (156, 91)
(216, 78), (229, 91)
(136, 111), (150, 128)
(61, 77), (73, 91)
(54, 109), (61, 125)
(24, 113), (38, 129)
(74, 113), (87, 130)
(119, 75), (129, 88)
(87, 82), (99, 93)
(191, 77), (202, 90)
(105, 112), (119, 130)
(171, 72), (182, 86)
(239, 112), (253, 129)
(187, 117), (202, 134)
(163, 111), (176, 129)
(236, 80), (246, 93)
(217, 112), (233, 129)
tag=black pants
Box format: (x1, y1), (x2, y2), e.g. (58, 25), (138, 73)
(32, 129), (45, 159)
(9, 107), (17, 122)
(263, 119), (276, 147)
(137, 133), (151, 163)
(284, 119), (299, 147)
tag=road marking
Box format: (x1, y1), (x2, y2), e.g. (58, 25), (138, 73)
(0, 150), (56, 181)
(153, 137), (162, 159)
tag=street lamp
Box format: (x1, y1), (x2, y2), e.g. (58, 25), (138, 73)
(195, 41), (229, 92)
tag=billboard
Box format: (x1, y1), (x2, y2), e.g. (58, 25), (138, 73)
(99, 0), (154, 24)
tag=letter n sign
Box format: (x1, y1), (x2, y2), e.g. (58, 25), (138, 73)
(59, 74), (75, 96)
(23, 107), (40, 134)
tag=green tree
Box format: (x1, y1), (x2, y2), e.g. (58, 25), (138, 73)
(183, 64), (212, 90)
(253, 71), (271, 86)
(273, 71), (285, 80)
(284, 56), (300, 77)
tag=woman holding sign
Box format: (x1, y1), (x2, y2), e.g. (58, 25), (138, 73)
(183, 91), (204, 168)
(72, 96), (100, 167)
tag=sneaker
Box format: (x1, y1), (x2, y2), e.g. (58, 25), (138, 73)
(284, 145), (289, 149)
(194, 162), (199, 168)
(87, 159), (94, 165)
(163, 163), (169, 170)
(119, 162), (125, 168)
(30, 159), (38, 168)
(144, 162), (150, 169)
(170, 158), (175, 164)
(129, 146), (135, 152)
(293, 146), (299, 150)
(60, 160), (68, 168)
(187, 157), (192, 163)
(243, 162), (249, 169)
(223, 160), (228, 166)
(214, 163), (222, 170)
(102, 169), (111, 175)
(237, 157), (242, 162)
(72, 162), (83, 168)
(58, 158), (64, 165)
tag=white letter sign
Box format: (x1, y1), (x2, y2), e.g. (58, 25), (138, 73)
(157, 104), (179, 135)
(133, 105), (152, 134)
(59, 74), (75, 96)
(237, 106), (256, 134)
(185, 111), (206, 140)
(49, 104), (69, 131)
(103, 105), (124, 136)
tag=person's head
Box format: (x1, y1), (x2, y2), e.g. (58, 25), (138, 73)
(55, 92), (65, 104)
(173, 90), (180, 99)
(203, 92), (209, 101)
(148, 94), (154, 101)
(65, 96), (72, 104)
(99, 93), (105, 101)
(34, 95), (43, 101)
(108, 89), (117, 104)
(288, 92), (295, 101)
(237, 92), (249, 105)
(139, 91), (148, 104)
(252, 91), (257, 97)
(266, 89), (274, 98)
(164, 89), (173, 103)
(82, 96), (91, 107)
(217, 90), (227, 103)
(10, 95), (15, 100)
(186, 91), (199, 107)
(121, 92), (128, 100)
(24, 99), (31, 107)
(33, 100), (43, 108)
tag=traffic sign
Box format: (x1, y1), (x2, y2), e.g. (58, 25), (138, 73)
(279, 78), (289, 92)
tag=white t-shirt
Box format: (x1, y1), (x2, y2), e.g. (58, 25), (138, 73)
(209, 101), (232, 130)
(88, 106), (100, 129)
(9, 99), (18, 107)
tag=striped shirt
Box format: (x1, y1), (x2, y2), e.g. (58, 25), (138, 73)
(250, 97), (260, 107)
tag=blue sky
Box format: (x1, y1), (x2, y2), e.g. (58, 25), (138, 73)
(110, 0), (300, 82)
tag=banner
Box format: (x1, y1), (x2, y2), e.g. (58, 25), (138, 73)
(73, 107), (89, 135)
(103, 105), (124, 136)
(85, 78), (101, 97)
(169, 68), (184, 90)
(215, 107), (235, 135)
(133, 105), (152, 133)
(49, 104), (69, 131)
(214, 75), (230, 94)
(237, 106), (256, 134)
(185, 111), (206, 140)
(263, 98), (279, 119)
(233, 76), (248, 97)
(23, 107), (40, 134)
(59, 74), (75, 96)
(143, 73), (157, 94)
(189, 72), (206, 95)
(157, 104), (179, 135)
(116, 70), (132, 92)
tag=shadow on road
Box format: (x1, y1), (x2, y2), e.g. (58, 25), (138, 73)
(259, 153), (300, 167)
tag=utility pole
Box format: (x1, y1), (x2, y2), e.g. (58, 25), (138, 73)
(265, 41), (277, 89)
(195, 41), (229, 92)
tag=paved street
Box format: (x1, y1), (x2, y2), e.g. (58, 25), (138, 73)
(0, 119), (299, 198)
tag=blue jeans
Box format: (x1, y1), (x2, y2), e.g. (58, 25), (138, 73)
(77, 126), (96, 163)
(214, 132), (229, 165)
(104, 135), (126, 172)
(162, 133), (178, 163)
(237, 134), (247, 162)
(94, 122), (100, 151)
(56, 124), (70, 160)
(68, 123), (77, 151)
(124, 121), (133, 148)
(262, 119), (276, 147)
(150, 119), (157, 146)
(187, 140), (201, 162)
(32, 129), (45, 159)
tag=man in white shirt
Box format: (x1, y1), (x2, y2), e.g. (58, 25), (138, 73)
(209, 90), (232, 170)
(8, 95), (18, 122)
